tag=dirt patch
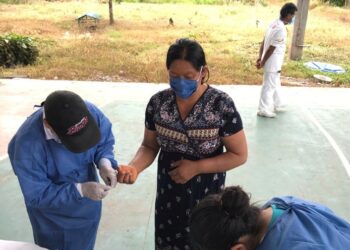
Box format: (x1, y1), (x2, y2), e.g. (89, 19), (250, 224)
(281, 76), (346, 88)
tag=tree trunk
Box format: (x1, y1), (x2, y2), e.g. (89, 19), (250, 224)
(109, 0), (114, 25)
(290, 0), (310, 60)
(345, 0), (349, 8)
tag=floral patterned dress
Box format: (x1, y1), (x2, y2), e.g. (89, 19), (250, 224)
(145, 86), (243, 250)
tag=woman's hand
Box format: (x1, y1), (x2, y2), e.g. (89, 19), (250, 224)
(255, 58), (262, 69)
(117, 165), (138, 184)
(168, 159), (199, 184)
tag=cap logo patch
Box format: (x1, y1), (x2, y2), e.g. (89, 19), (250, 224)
(67, 116), (88, 135)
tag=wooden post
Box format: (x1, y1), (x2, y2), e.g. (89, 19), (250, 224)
(290, 0), (309, 60)
(109, 0), (114, 25)
(345, 0), (349, 8)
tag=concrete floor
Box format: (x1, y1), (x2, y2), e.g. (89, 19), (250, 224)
(0, 79), (349, 249)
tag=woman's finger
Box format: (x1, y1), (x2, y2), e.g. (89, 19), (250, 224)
(170, 161), (181, 169)
(168, 169), (177, 177)
(117, 172), (126, 183)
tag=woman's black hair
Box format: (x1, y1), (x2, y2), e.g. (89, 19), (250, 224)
(166, 38), (207, 71)
(280, 3), (298, 19)
(189, 186), (263, 250)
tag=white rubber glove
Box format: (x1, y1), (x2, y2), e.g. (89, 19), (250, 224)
(81, 182), (111, 201)
(99, 158), (117, 188)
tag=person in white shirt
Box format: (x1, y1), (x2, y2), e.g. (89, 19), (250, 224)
(256, 3), (298, 118)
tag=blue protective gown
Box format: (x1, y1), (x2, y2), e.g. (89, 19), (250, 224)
(258, 196), (350, 250)
(8, 102), (117, 250)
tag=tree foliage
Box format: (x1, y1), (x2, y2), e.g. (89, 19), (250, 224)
(0, 34), (39, 68)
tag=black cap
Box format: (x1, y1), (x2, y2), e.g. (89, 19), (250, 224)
(44, 90), (101, 153)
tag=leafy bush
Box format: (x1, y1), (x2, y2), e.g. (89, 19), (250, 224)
(321, 0), (346, 7)
(0, 34), (39, 67)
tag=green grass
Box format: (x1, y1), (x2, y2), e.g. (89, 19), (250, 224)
(107, 29), (122, 40)
(0, 1), (349, 85)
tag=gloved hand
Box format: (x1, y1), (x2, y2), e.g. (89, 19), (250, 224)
(99, 162), (117, 188)
(81, 182), (112, 201)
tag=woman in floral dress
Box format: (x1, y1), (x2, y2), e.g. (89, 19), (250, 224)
(117, 38), (248, 250)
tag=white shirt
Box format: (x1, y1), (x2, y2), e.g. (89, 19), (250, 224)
(262, 19), (287, 73)
(42, 109), (61, 143)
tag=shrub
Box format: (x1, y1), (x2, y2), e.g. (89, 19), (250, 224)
(0, 34), (39, 68)
(321, 0), (346, 7)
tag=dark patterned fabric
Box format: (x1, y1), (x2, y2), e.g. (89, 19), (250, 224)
(145, 86), (243, 250)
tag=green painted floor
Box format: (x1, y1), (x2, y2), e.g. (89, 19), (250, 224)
(0, 80), (349, 249)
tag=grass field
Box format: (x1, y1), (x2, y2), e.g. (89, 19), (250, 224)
(0, 1), (349, 85)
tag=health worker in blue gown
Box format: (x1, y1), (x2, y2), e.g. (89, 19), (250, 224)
(189, 186), (350, 250)
(8, 90), (118, 250)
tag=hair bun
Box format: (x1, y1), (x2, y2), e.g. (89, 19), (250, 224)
(221, 186), (250, 218)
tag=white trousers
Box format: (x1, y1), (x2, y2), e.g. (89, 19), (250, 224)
(258, 72), (284, 113)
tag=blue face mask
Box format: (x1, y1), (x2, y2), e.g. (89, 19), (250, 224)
(170, 66), (203, 99)
(288, 16), (295, 25)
